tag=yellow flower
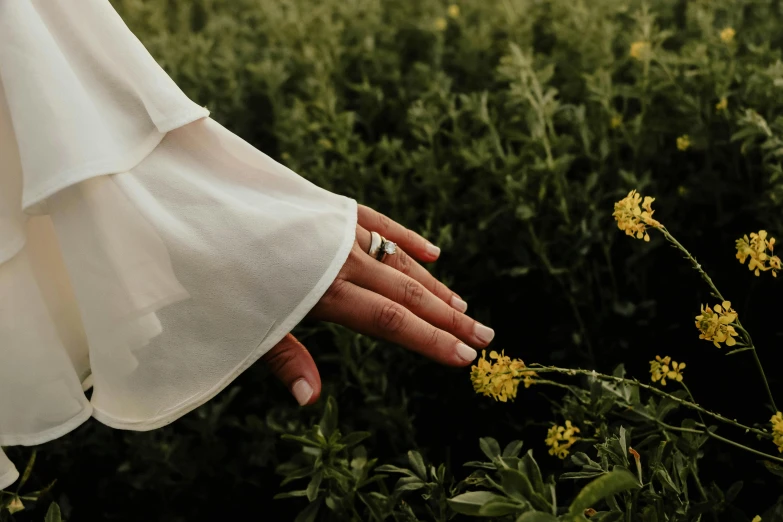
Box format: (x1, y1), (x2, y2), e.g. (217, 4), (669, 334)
(545, 420), (581, 459)
(677, 135), (691, 151)
(751, 517), (761, 522)
(610, 115), (623, 129)
(318, 138), (333, 150)
(649, 355), (685, 386)
(470, 350), (536, 402)
(612, 190), (662, 242)
(771, 412), (783, 453)
(736, 230), (781, 277)
(720, 27), (736, 43)
(281, 152), (291, 160)
(716, 97), (728, 111)
(447, 4), (460, 18)
(434, 17), (448, 31)
(677, 185), (688, 197)
(629, 41), (649, 60)
(695, 301), (739, 348)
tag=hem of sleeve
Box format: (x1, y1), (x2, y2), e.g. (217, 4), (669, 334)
(0, 466), (19, 491)
(0, 404), (93, 447)
(21, 108), (209, 211)
(90, 196), (359, 431)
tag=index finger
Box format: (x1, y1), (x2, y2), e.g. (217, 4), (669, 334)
(357, 204), (441, 262)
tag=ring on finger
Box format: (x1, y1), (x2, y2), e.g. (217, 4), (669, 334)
(368, 231), (398, 262)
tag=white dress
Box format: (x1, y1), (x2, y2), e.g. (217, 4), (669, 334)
(0, 0), (357, 488)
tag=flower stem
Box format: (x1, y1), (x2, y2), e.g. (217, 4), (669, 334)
(659, 227), (778, 412)
(529, 365), (770, 439)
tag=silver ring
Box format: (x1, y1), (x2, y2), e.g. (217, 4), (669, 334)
(368, 231), (382, 258)
(367, 231), (397, 262)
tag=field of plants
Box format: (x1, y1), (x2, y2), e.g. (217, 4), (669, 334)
(3, 0), (783, 520)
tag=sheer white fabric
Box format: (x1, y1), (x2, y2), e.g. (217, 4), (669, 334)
(0, 0), (357, 488)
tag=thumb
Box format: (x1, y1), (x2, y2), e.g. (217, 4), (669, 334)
(261, 333), (322, 406)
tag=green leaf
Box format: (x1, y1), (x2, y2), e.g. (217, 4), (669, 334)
(503, 440), (525, 458)
(480, 437), (501, 461)
(306, 471), (322, 501)
(517, 512), (558, 522)
(294, 499), (321, 522)
(499, 468), (531, 502)
(281, 434), (323, 449)
(448, 491), (508, 516)
(341, 432), (371, 447)
(17, 451), (36, 491)
(44, 503), (62, 522)
(521, 450), (545, 495)
(375, 464), (417, 477)
(319, 396), (338, 438)
(567, 469), (639, 515)
(478, 499), (524, 516)
(274, 490), (309, 499)
(407, 451), (427, 480)
(560, 471), (606, 480)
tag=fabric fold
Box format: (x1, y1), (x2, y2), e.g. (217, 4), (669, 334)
(0, 0), (358, 490)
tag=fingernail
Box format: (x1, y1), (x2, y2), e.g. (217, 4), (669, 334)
(425, 243), (441, 258)
(292, 379), (314, 406)
(456, 342), (478, 362)
(474, 323), (495, 344)
(450, 295), (468, 313)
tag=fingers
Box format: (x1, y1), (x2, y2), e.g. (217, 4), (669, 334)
(309, 278), (479, 366)
(357, 204), (441, 262)
(356, 225), (468, 313)
(261, 333), (322, 406)
(348, 246), (494, 349)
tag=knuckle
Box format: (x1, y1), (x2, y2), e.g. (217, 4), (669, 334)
(325, 278), (350, 304)
(395, 249), (413, 275)
(377, 212), (392, 231)
(423, 327), (441, 349)
(404, 228), (417, 247)
(448, 308), (462, 332)
(376, 302), (408, 334)
(400, 279), (424, 308)
(263, 345), (298, 374)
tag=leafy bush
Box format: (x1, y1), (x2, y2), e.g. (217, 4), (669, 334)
(4, 0), (783, 519)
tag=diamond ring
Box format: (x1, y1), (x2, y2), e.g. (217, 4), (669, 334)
(368, 231), (397, 262)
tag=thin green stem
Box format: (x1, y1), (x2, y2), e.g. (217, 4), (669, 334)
(659, 227), (778, 412)
(529, 366), (770, 439)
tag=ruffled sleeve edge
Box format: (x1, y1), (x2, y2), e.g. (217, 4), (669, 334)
(21, 107), (209, 211)
(90, 196), (359, 431)
(0, 463), (18, 491)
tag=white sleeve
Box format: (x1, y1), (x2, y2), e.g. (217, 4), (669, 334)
(0, 0), (357, 488)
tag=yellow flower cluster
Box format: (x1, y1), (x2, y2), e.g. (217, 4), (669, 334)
(695, 301), (739, 348)
(771, 412), (783, 453)
(629, 41), (649, 60)
(612, 190), (662, 242)
(720, 27), (736, 43)
(434, 18), (447, 31)
(447, 4), (460, 18)
(736, 230), (781, 277)
(716, 97), (728, 111)
(545, 421), (581, 459)
(610, 115), (623, 129)
(470, 350), (536, 402)
(649, 355), (685, 386)
(677, 135), (691, 151)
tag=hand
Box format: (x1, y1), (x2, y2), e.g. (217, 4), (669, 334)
(260, 204), (495, 405)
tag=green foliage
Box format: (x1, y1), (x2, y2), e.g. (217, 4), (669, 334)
(4, 0), (783, 519)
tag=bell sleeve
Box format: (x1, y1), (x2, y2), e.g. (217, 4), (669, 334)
(0, 0), (357, 489)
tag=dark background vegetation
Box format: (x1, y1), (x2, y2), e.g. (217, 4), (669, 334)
(4, 0), (783, 519)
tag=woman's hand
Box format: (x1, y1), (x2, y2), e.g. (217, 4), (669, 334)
(260, 204), (495, 405)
